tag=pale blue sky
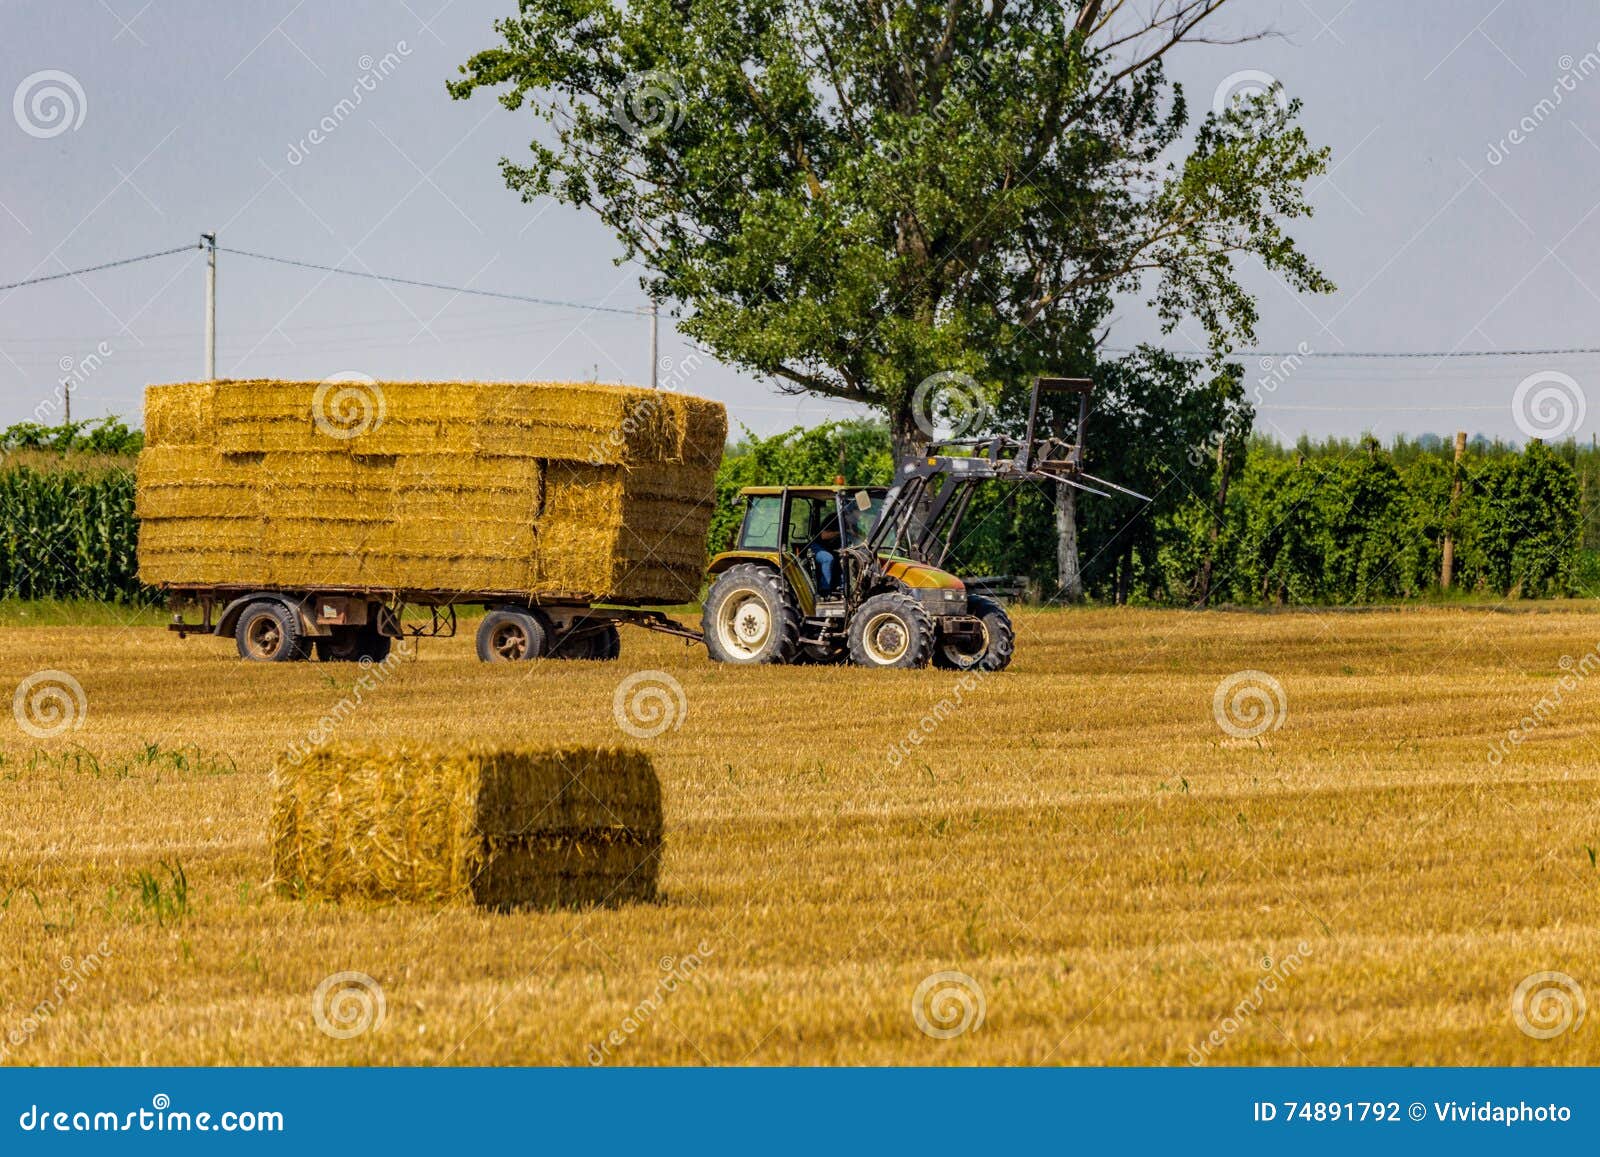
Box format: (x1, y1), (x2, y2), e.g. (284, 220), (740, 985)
(2, 0), (1598, 442)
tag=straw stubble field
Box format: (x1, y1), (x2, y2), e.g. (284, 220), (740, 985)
(2, 604), (1599, 1065)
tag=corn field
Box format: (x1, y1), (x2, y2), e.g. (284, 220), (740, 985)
(0, 453), (144, 602)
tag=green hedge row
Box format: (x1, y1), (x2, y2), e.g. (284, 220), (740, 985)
(715, 422), (1587, 605)
(0, 417), (1583, 608)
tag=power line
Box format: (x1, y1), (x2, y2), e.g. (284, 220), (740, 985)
(0, 244), (201, 294)
(215, 245), (644, 316)
(5, 239), (1599, 357)
(1110, 344), (1600, 360)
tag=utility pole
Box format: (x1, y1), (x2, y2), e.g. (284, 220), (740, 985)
(202, 231), (217, 380)
(61, 378), (70, 425)
(1441, 430), (1466, 590)
(648, 299), (659, 389)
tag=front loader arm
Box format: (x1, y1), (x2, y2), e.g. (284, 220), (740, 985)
(867, 375), (1150, 567)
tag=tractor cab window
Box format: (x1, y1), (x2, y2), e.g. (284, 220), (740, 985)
(737, 495), (782, 550)
(841, 492), (883, 546)
(786, 496), (823, 547)
(789, 495), (841, 595)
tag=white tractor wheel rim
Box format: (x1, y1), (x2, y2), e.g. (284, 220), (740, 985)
(719, 591), (772, 657)
(863, 611), (909, 664)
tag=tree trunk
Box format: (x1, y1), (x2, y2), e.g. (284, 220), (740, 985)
(889, 402), (929, 476)
(1055, 482), (1083, 602)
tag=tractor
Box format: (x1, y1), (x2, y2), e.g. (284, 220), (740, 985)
(701, 377), (1146, 669)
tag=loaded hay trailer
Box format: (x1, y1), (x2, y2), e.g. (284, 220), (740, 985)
(138, 379), (725, 663)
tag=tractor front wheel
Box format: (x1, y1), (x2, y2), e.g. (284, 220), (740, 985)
(703, 564), (801, 664)
(932, 594), (1014, 672)
(848, 592), (934, 669)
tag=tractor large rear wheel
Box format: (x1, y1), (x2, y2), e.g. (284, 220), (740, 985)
(932, 594), (1014, 672)
(848, 592), (934, 669)
(703, 564), (801, 665)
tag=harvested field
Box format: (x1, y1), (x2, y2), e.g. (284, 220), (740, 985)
(2, 605), (1600, 1065)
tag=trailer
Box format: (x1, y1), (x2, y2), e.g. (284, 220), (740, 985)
(138, 378), (728, 662)
(163, 585), (703, 663)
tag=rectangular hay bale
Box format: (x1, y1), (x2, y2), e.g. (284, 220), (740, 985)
(138, 379), (725, 600)
(271, 744), (663, 909)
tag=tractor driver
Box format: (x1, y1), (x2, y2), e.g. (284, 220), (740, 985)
(812, 511), (842, 594)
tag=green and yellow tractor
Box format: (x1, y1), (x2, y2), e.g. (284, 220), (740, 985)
(701, 377), (1146, 670)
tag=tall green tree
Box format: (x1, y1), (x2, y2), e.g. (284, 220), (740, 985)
(450, 0), (1333, 480)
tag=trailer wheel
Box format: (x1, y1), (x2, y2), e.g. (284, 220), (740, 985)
(315, 625), (392, 663)
(589, 623), (621, 661)
(932, 595), (1014, 672)
(476, 608), (549, 662)
(703, 564), (801, 664)
(235, 601), (310, 663)
(549, 622), (621, 661)
(848, 592), (933, 669)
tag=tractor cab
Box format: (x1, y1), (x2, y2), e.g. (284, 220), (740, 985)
(713, 486), (886, 612)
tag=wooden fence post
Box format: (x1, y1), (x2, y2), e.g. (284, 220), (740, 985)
(1441, 430), (1466, 590)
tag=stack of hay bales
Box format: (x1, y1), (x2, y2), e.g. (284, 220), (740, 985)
(271, 743), (663, 909)
(136, 380), (725, 602)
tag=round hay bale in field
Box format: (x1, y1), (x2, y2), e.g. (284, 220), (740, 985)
(271, 744), (662, 910)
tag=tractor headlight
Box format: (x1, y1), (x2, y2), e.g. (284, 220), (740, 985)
(916, 588), (966, 616)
